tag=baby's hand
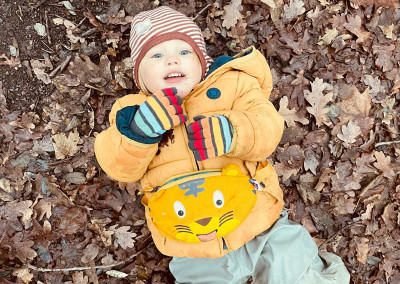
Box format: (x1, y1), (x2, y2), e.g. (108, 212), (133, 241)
(187, 115), (234, 161)
(130, 87), (187, 138)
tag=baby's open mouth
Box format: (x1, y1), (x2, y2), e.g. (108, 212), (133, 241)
(164, 73), (185, 80)
(197, 229), (217, 242)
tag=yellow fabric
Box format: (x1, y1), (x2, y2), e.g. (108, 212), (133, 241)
(146, 164), (257, 243)
(94, 46), (285, 257)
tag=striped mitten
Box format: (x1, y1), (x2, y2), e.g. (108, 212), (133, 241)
(187, 115), (234, 161)
(130, 88), (187, 138)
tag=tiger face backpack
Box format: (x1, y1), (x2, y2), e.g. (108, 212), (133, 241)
(142, 164), (262, 243)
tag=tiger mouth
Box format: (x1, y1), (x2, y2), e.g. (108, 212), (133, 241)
(196, 229), (217, 242)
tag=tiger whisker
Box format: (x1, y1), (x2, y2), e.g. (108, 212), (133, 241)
(219, 214), (233, 223)
(175, 225), (190, 229)
(219, 217), (233, 227)
(220, 211), (233, 220)
(176, 230), (194, 234)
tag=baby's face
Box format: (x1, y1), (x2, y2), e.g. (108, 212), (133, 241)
(139, 39), (202, 99)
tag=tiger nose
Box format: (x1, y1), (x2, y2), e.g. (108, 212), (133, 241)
(196, 217), (212, 226)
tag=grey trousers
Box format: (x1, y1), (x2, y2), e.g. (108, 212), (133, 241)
(169, 211), (350, 284)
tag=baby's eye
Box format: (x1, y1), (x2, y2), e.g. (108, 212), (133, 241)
(152, 53), (163, 58)
(180, 50), (190, 55)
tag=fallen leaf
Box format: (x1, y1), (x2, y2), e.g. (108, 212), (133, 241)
(222, 0), (243, 29)
(283, 0), (306, 23)
(337, 121), (361, 147)
(81, 243), (100, 263)
(64, 172), (86, 184)
(106, 270), (129, 278)
(343, 15), (370, 43)
(11, 232), (37, 262)
(278, 96), (309, 127)
(72, 271), (89, 284)
(0, 54), (21, 68)
(0, 200), (33, 229)
(332, 195), (356, 215)
(319, 28), (339, 45)
(261, 0), (276, 9)
(13, 268), (34, 284)
(109, 225), (136, 249)
(373, 151), (395, 178)
(354, 236), (370, 264)
(52, 129), (81, 159)
(304, 78), (333, 127)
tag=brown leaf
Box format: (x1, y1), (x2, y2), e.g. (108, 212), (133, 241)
(332, 195), (356, 215)
(57, 207), (88, 235)
(335, 86), (372, 118)
(109, 225), (136, 249)
(222, 0), (243, 29)
(81, 243), (100, 263)
(283, 0), (305, 23)
(13, 268), (34, 284)
(372, 44), (395, 72)
(381, 203), (397, 231)
(11, 232), (37, 262)
(337, 121), (361, 147)
(72, 271), (89, 284)
(83, 9), (104, 31)
(354, 236), (370, 264)
(304, 78), (333, 127)
(0, 200), (33, 229)
(52, 129), (81, 160)
(0, 54), (21, 68)
(278, 96), (309, 128)
(373, 151), (395, 178)
(343, 15), (371, 43)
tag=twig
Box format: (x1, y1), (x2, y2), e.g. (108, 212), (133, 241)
(193, 4), (211, 21)
(318, 220), (361, 248)
(375, 140), (400, 147)
(45, 10), (52, 45)
(41, 40), (55, 53)
(49, 55), (72, 78)
(27, 248), (145, 272)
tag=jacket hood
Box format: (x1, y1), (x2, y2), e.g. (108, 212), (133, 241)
(203, 46), (273, 99)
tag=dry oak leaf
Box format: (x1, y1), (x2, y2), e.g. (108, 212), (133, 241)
(362, 75), (384, 100)
(33, 198), (52, 221)
(319, 28), (339, 45)
(335, 87), (371, 119)
(372, 44), (395, 72)
(354, 236), (370, 264)
(283, 0), (306, 23)
(343, 15), (370, 43)
(381, 203), (397, 230)
(373, 151), (395, 178)
(332, 195), (356, 215)
(222, 0), (243, 29)
(52, 129), (81, 159)
(0, 200), (33, 229)
(304, 77), (333, 127)
(379, 24), (395, 40)
(109, 225), (137, 249)
(0, 54), (21, 68)
(11, 232), (38, 262)
(278, 96), (309, 128)
(337, 121), (361, 147)
(72, 271), (89, 284)
(13, 268), (34, 284)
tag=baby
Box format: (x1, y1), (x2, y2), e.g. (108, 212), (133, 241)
(95, 6), (350, 284)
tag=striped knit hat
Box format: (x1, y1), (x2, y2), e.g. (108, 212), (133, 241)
(129, 6), (213, 90)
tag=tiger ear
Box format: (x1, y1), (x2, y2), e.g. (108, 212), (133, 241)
(221, 164), (244, 177)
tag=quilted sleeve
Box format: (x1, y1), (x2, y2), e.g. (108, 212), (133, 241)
(217, 72), (284, 161)
(94, 94), (159, 182)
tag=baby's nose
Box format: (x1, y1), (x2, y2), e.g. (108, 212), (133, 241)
(166, 56), (179, 65)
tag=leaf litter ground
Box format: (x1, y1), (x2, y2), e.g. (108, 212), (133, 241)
(0, 0), (400, 283)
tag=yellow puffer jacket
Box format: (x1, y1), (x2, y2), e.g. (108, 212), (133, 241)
(95, 46), (285, 258)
